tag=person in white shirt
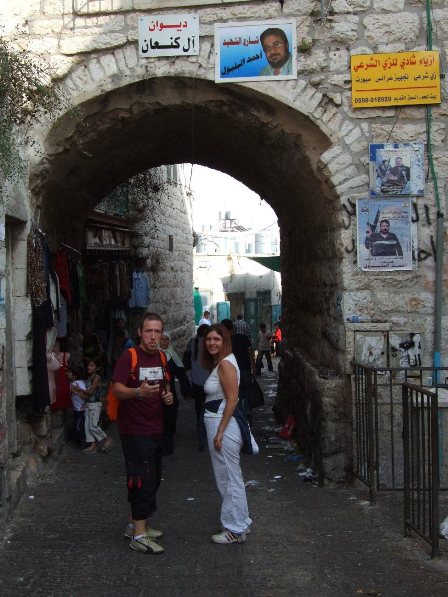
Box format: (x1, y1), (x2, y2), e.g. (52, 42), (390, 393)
(255, 323), (273, 376)
(198, 310), (212, 326)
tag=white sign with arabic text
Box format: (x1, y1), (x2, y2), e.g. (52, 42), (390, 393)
(138, 14), (199, 57)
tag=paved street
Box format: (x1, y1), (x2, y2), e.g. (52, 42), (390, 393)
(1, 368), (448, 596)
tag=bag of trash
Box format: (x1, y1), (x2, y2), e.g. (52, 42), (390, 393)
(440, 515), (448, 539)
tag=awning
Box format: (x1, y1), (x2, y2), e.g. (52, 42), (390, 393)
(247, 255), (281, 272)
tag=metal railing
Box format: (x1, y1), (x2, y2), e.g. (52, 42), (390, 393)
(402, 383), (440, 558)
(353, 364), (448, 497)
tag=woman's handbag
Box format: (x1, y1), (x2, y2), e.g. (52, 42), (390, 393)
(247, 379), (264, 408)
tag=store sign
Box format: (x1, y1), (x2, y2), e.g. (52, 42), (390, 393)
(138, 14), (199, 57)
(351, 51), (441, 108)
(86, 226), (132, 250)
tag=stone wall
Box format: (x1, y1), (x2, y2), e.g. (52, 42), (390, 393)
(128, 166), (194, 353)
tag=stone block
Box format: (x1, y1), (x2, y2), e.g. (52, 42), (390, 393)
(373, 0), (405, 10)
(15, 367), (31, 396)
(332, 0), (370, 12)
(371, 122), (445, 145)
(363, 13), (420, 44)
(328, 48), (349, 71)
(60, 32), (126, 55)
(13, 297), (32, 341)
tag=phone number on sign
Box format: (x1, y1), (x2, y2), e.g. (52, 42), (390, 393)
(354, 96), (392, 104)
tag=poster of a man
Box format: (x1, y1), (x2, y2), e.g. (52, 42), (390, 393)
(215, 20), (297, 83)
(259, 27), (293, 76)
(369, 143), (424, 197)
(365, 219), (403, 257)
(357, 198), (412, 271)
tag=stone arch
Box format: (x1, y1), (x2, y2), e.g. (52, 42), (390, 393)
(30, 72), (351, 481)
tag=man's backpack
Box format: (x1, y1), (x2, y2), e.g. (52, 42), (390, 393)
(106, 347), (170, 422)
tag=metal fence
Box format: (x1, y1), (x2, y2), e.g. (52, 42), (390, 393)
(353, 364), (448, 497)
(402, 383), (440, 558)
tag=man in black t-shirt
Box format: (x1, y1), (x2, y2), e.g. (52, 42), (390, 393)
(221, 319), (256, 424)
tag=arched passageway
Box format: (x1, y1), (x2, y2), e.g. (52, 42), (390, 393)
(31, 76), (348, 480)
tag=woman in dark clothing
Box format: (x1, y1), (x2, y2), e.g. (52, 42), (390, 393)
(159, 331), (192, 455)
(187, 324), (211, 451)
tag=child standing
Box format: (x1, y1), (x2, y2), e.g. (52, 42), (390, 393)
(75, 358), (113, 454)
(68, 363), (87, 446)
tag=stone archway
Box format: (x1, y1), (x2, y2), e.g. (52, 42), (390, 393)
(31, 75), (348, 481)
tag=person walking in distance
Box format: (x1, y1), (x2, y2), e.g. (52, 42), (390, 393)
(255, 323), (273, 376)
(111, 312), (173, 555)
(233, 313), (252, 342)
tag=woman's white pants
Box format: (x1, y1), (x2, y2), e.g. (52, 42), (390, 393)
(204, 416), (252, 534)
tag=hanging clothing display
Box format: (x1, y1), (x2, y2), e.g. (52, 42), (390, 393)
(55, 294), (68, 338)
(27, 227), (47, 308)
(54, 249), (72, 305)
(77, 262), (87, 304)
(51, 352), (72, 411)
(28, 227), (61, 414)
(128, 271), (150, 308)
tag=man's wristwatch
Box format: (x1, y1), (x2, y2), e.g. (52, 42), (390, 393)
(135, 386), (141, 399)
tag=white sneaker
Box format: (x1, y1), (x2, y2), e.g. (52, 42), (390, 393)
(212, 530), (247, 544)
(124, 525), (163, 539)
(129, 535), (164, 554)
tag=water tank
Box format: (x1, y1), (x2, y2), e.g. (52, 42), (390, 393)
(255, 232), (275, 254)
(225, 210), (231, 220)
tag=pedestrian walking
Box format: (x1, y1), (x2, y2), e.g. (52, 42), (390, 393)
(111, 312), (173, 555)
(202, 324), (257, 544)
(159, 330), (191, 455)
(255, 323), (273, 376)
(220, 319), (256, 425)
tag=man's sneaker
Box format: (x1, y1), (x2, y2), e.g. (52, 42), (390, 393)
(124, 525), (163, 540)
(212, 530), (247, 544)
(129, 535), (164, 554)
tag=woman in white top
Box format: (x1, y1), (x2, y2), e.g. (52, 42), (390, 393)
(202, 324), (253, 544)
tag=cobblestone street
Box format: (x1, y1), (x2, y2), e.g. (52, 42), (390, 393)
(1, 369), (448, 596)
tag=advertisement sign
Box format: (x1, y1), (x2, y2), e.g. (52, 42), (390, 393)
(138, 14), (199, 57)
(357, 198), (413, 271)
(351, 51), (441, 108)
(215, 20), (297, 83)
(369, 142), (424, 197)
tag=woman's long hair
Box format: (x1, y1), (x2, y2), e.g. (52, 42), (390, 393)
(201, 324), (232, 371)
(194, 323), (210, 360)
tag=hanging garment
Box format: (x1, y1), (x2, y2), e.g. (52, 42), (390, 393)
(47, 351), (62, 405)
(77, 262), (87, 304)
(70, 258), (80, 309)
(32, 306), (52, 414)
(27, 227), (47, 308)
(128, 272), (150, 308)
(54, 250), (72, 305)
(55, 294), (68, 338)
(51, 352), (72, 411)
